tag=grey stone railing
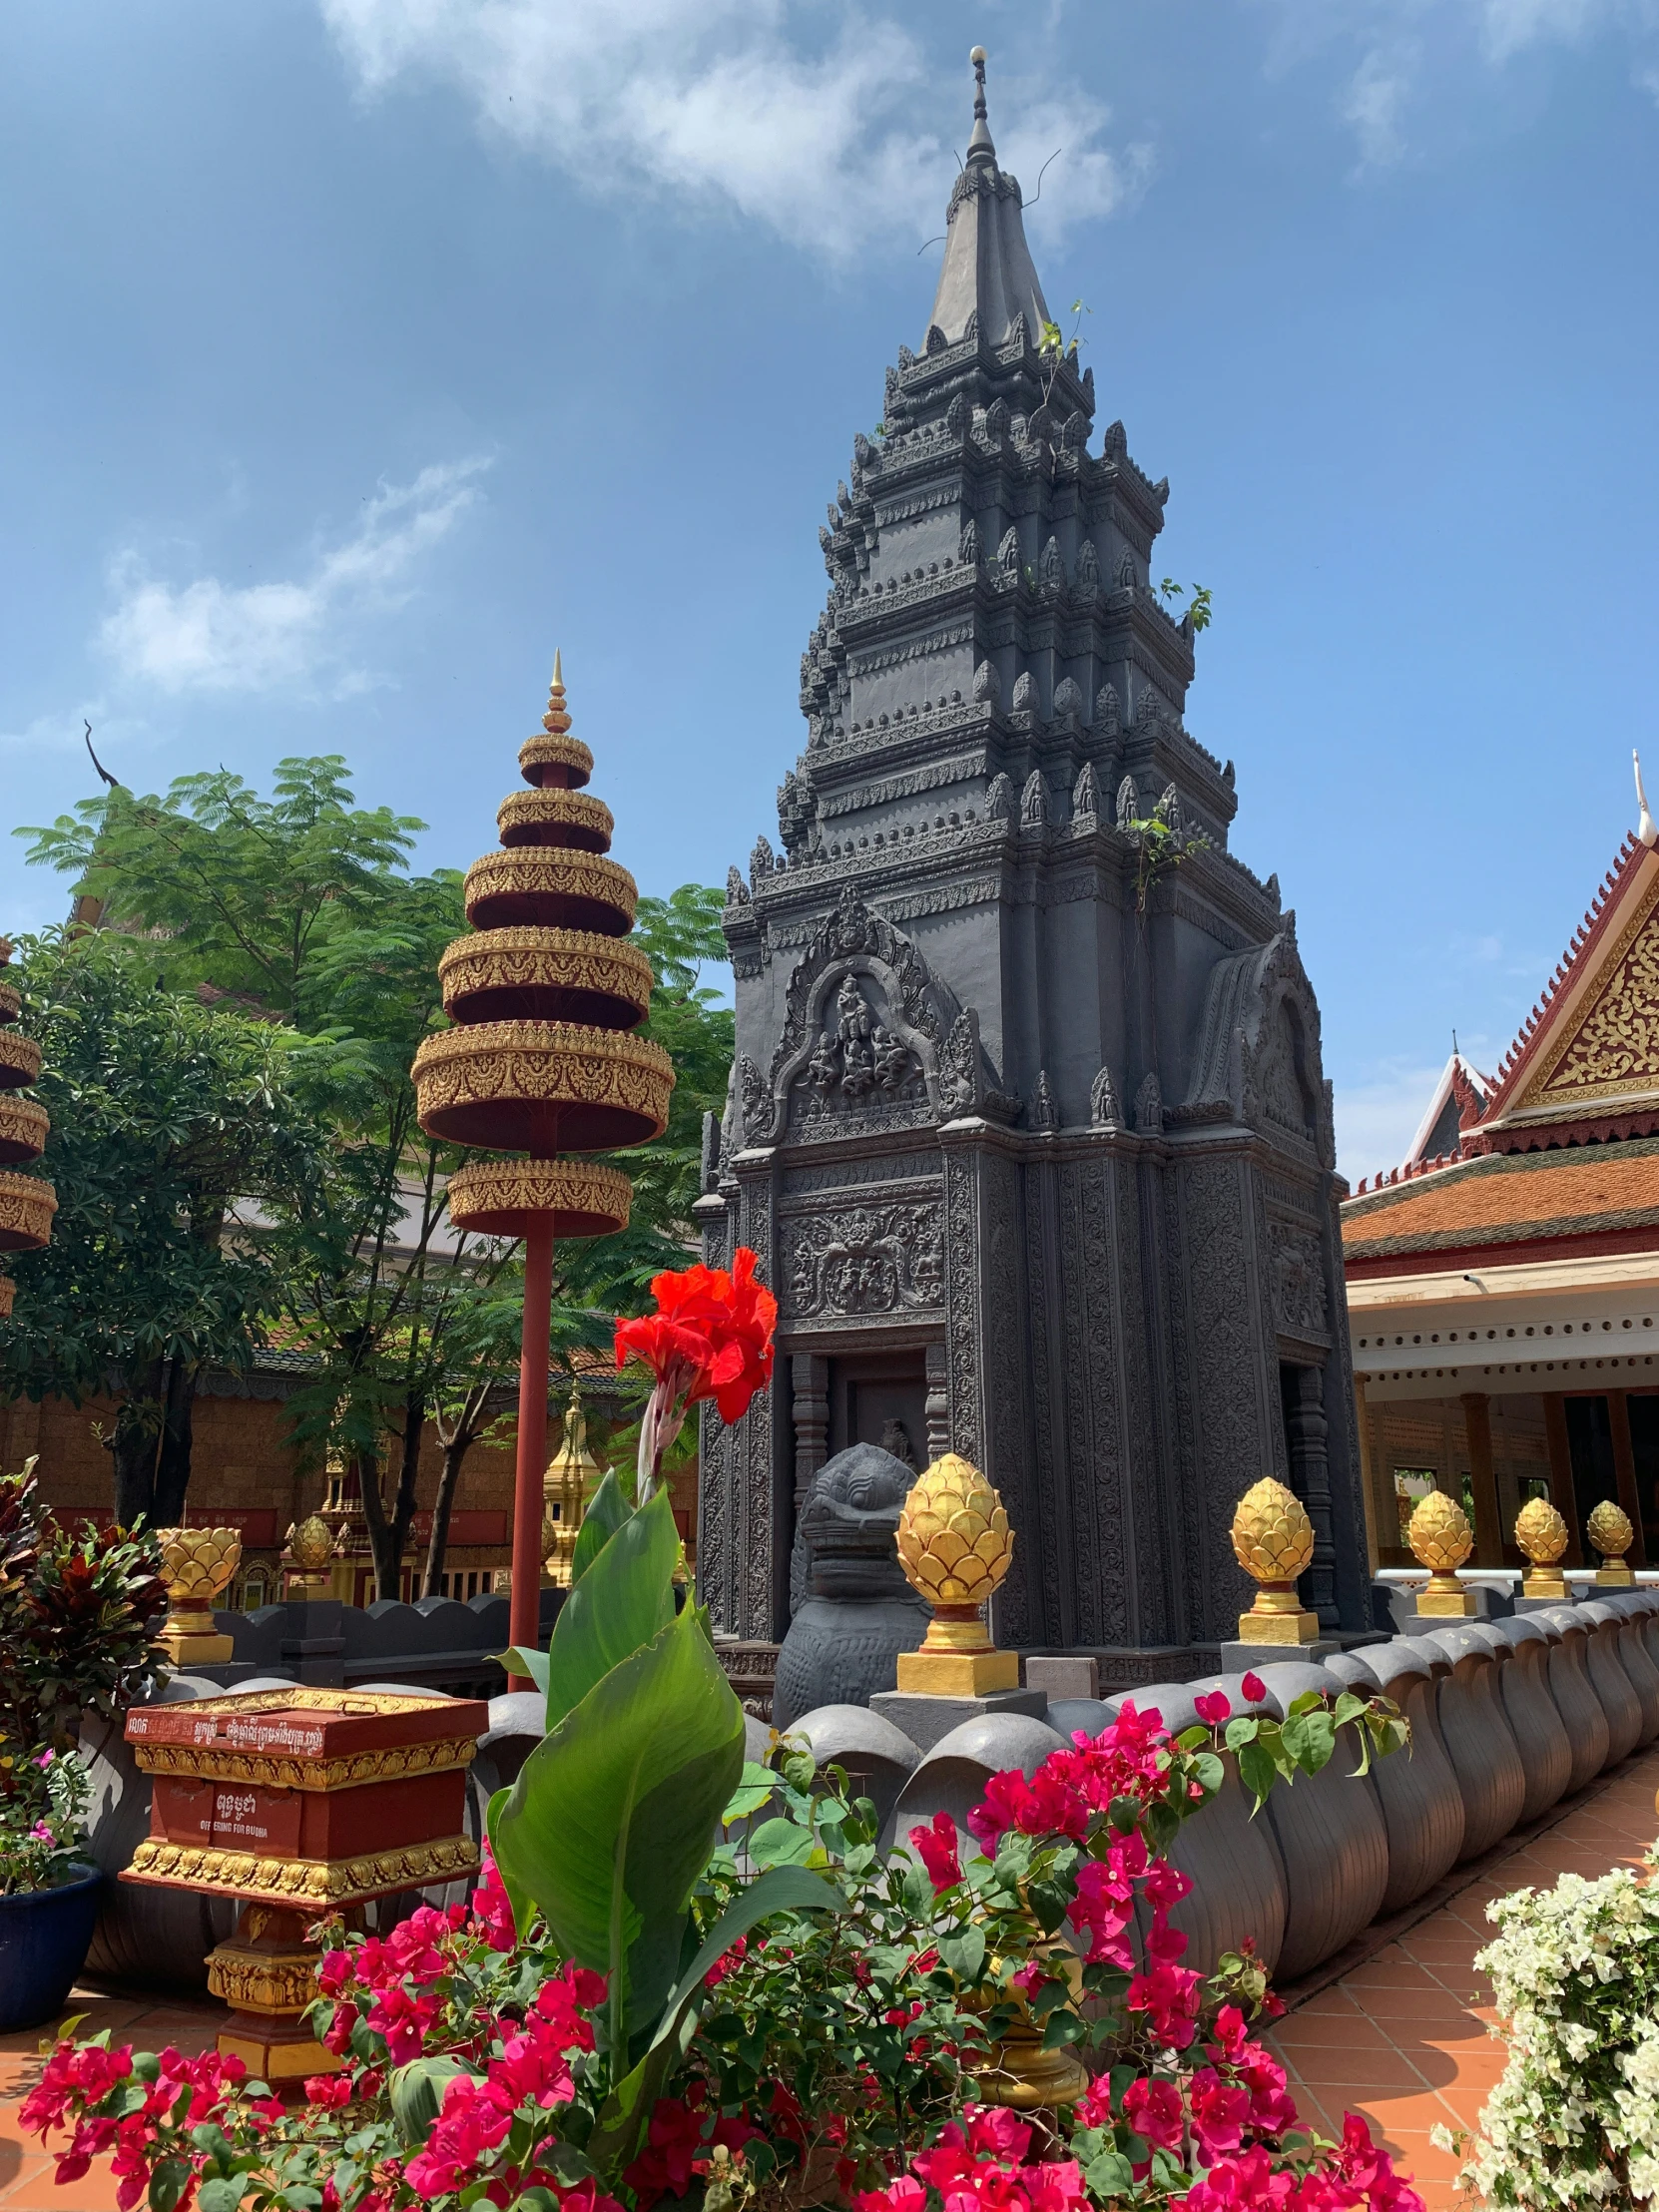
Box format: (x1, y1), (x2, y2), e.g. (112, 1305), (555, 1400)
(200, 1591), (564, 1700)
(77, 1593), (1659, 1998)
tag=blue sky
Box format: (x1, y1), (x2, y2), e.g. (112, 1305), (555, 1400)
(3, 0), (1658, 1183)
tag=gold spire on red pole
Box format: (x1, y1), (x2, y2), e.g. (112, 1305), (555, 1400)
(413, 659), (672, 1679)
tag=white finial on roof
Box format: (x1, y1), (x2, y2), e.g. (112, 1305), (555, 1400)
(1636, 748), (1657, 848)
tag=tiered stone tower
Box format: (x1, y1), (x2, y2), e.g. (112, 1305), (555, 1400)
(696, 55), (1368, 1683)
(0, 938), (55, 1320)
(413, 657), (672, 1650)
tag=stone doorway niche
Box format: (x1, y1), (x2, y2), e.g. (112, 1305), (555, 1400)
(828, 1351), (927, 1473)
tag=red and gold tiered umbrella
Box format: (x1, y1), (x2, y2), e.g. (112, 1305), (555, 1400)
(413, 656), (673, 1668)
(0, 937), (56, 1321)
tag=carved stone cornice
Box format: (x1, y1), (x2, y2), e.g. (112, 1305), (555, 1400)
(0, 1170), (55, 1254)
(447, 1156), (632, 1238)
(0, 981), (19, 1026)
(0, 1277), (12, 1320)
(496, 788), (614, 851)
(126, 1832), (479, 1907)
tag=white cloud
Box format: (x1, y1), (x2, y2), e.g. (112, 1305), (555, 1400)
(1480, 0), (1610, 62)
(317, 0), (1141, 259)
(1333, 1059), (1445, 1188)
(1342, 43), (1416, 167)
(98, 459), (489, 698)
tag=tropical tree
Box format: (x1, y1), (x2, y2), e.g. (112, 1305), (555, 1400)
(15, 764), (737, 1596)
(0, 930), (331, 1524)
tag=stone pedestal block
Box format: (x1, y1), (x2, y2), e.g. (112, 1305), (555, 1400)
(870, 1687), (1047, 1756)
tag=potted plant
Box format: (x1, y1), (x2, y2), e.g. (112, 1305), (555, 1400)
(0, 1744), (100, 2031)
(0, 1455), (164, 2028)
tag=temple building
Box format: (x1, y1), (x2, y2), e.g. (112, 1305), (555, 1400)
(1347, 782), (1659, 1571)
(696, 55), (1370, 1689)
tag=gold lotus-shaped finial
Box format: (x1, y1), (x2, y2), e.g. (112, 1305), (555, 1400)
(1515, 1493), (1570, 1599)
(894, 1454), (1019, 1697)
(896, 1451), (1014, 1605)
(154, 1525), (243, 1664)
(1231, 1476), (1316, 1586)
(1407, 1489), (1477, 1616)
(285, 1513), (334, 1576)
(1515, 1494), (1568, 1566)
(1587, 1498), (1636, 1586)
(1408, 1489), (1472, 1574)
(1230, 1477), (1320, 1646)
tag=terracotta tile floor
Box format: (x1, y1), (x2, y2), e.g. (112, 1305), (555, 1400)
(4, 1749), (1657, 2212)
(1267, 1747), (1659, 2210)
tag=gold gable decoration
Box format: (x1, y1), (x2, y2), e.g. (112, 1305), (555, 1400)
(1524, 868), (1659, 1106)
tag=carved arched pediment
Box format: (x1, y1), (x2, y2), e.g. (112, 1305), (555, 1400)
(752, 898), (959, 1144)
(1181, 926), (1336, 1166)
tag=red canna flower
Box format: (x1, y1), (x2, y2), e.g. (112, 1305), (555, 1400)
(616, 1248), (777, 1499)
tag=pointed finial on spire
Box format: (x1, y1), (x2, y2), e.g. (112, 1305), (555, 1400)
(967, 44), (996, 163)
(543, 650), (571, 736)
(1636, 747), (1656, 848)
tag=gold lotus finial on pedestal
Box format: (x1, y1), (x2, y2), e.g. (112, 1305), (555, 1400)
(283, 1513), (334, 1596)
(543, 1388), (601, 1587)
(155, 1526), (244, 1664)
(1230, 1477), (1320, 1646)
(1408, 1490), (1476, 1616)
(1514, 1495), (1570, 1600)
(894, 1453), (1018, 1696)
(1586, 1498), (1636, 1587)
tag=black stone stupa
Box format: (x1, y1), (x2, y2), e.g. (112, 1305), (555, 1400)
(695, 52), (1367, 1689)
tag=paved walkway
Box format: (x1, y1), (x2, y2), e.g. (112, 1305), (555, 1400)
(1268, 1746), (1659, 2211)
(4, 1748), (1657, 2212)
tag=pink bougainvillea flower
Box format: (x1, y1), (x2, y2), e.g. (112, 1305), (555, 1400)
(1123, 2075), (1186, 2153)
(1194, 1691), (1232, 1726)
(909, 1811), (963, 1893)
(1241, 1672), (1268, 1703)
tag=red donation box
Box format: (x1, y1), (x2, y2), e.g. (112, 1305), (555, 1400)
(124, 1687), (489, 2081)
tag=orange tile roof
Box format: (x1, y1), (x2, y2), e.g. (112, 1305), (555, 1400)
(1343, 1137), (1659, 1265)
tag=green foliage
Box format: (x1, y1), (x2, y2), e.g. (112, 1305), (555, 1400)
(12, 751), (733, 1583)
(0, 1458), (165, 1754)
(0, 929), (331, 1415)
(490, 1480), (840, 2177)
(0, 1743), (92, 1895)
(490, 1489), (751, 2045)
(1201, 1689), (1407, 1815)
(1157, 577), (1214, 634)
(16, 759), (424, 1022)
(1123, 790), (1213, 917)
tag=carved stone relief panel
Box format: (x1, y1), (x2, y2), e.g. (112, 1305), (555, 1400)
(1269, 1216), (1331, 1345)
(1173, 1154), (1272, 1646)
(781, 1198), (944, 1319)
(790, 970), (930, 1137)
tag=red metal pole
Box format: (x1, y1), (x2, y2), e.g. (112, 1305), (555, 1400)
(507, 1214), (555, 1690)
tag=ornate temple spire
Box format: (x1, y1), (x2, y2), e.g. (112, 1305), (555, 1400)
(925, 45), (1052, 349)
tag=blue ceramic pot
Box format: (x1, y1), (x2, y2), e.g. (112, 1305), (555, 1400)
(0, 1865), (103, 2032)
